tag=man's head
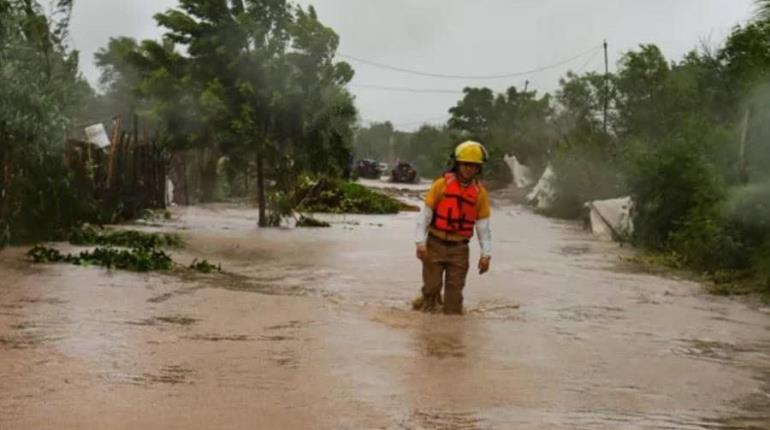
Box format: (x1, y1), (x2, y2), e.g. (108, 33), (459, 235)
(453, 140), (487, 182)
(457, 161), (481, 182)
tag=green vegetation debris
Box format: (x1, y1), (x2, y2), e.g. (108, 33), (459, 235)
(189, 259), (222, 273)
(27, 245), (173, 272)
(27, 245), (65, 263)
(296, 177), (402, 214)
(296, 216), (331, 228)
(69, 225), (183, 249)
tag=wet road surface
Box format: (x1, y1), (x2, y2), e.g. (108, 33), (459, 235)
(1, 186), (770, 429)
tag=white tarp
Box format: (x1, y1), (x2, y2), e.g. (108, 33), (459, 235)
(503, 154), (533, 188)
(165, 177), (175, 207)
(586, 196), (634, 241)
(526, 164), (556, 210)
(84, 124), (111, 148)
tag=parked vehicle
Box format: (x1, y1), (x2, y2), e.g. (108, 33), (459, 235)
(390, 161), (418, 183)
(354, 159), (381, 179)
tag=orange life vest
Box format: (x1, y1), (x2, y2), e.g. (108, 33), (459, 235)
(431, 173), (479, 238)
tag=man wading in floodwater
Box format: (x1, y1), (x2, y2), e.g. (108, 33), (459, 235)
(413, 141), (492, 314)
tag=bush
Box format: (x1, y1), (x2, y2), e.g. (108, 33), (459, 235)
(549, 140), (624, 218)
(724, 183), (770, 285)
(668, 209), (747, 271)
(624, 137), (725, 250)
(755, 240), (770, 292)
(4, 161), (107, 244)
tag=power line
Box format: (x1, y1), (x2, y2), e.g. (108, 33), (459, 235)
(339, 44), (603, 80)
(352, 84), (463, 94)
(360, 115), (449, 129)
(574, 48), (602, 74)
(395, 116), (449, 128)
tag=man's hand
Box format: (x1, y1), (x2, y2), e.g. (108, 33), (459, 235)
(478, 256), (491, 274)
(416, 244), (428, 260)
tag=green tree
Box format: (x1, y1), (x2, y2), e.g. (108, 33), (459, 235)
(0, 0), (97, 244)
(407, 125), (453, 178)
(448, 87), (495, 139)
(146, 0), (356, 225)
(447, 85), (553, 184)
(354, 122), (395, 160)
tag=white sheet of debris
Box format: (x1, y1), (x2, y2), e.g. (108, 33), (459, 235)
(503, 154), (533, 188)
(84, 123), (111, 148)
(526, 164), (556, 210)
(586, 196), (634, 241)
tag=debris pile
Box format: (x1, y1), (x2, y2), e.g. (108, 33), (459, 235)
(295, 177), (402, 214)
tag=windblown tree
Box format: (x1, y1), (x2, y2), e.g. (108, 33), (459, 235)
(95, 0), (356, 225)
(0, 0), (96, 244)
(147, 0), (356, 226)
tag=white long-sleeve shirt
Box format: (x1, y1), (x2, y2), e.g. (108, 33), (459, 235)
(415, 205), (491, 257)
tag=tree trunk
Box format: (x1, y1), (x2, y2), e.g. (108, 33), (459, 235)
(182, 154), (190, 205)
(199, 147), (219, 202)
(0, 151), (10, 246)
(256, 150), (266, 227)
(738, 106), (751, 185)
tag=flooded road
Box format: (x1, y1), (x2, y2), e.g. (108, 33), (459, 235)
(2, 185), (770, 429)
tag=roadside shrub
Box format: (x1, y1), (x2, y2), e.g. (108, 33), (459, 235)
(5, 159), (105, 244)
(624, 137), (725, 250)
(668, 208), (747, 271)
(549, 141), (624, 218)
(724, 183), (770, 284)
(755, 240), (770, 292)
(724, 183), (770, 248)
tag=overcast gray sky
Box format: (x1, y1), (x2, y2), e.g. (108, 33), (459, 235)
(69, 0), (756, 131)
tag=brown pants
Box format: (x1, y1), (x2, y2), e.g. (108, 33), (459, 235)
(421, 235), (470, 314)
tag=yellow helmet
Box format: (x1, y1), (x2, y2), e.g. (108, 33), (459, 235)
(454, 141), (488, 164)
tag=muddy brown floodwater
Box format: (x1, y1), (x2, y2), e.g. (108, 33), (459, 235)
(2, 183), (770, 429)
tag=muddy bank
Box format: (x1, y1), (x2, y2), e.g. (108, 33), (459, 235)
(1, 190), (769, 429)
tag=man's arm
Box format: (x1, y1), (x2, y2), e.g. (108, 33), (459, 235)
(416, 179), (443, 260)
(415, 205), (433, 246)
(476, 217), (491, 257)
(475, 186), (492, 274)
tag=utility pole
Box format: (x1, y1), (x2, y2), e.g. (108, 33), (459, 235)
(524, 80), (529, 93)
(603, 39), (609, 135)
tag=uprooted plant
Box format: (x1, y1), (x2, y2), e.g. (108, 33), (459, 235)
(265, 175), (408, 227)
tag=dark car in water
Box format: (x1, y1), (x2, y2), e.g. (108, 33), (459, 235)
(355, 159), (381, 179)
(390, 161), (418, 183)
